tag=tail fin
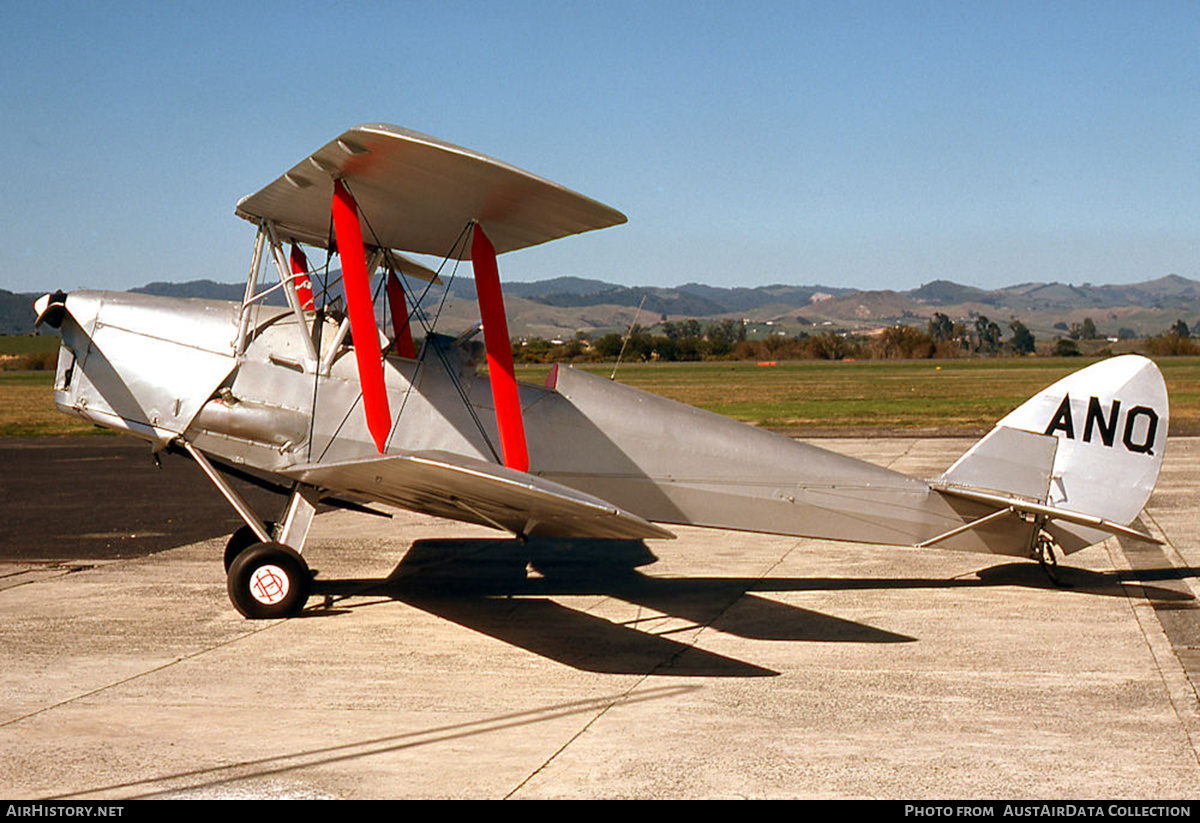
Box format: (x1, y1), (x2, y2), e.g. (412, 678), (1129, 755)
(938, 355), (1168, 553)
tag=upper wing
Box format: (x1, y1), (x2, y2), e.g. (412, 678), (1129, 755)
(280, 450), (674, 542)
(235, 123), (627, 260)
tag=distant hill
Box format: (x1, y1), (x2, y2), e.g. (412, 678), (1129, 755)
(909, 280), (1000, 306)
(503, 276), (618, 299)
(130, 280), (252, 302)
(797, 290), (927, 323)
(0, 289), (39, 335)
(4, 274), (1199, 340)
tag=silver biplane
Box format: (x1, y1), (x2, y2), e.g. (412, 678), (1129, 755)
(33, 124), (1169, 619)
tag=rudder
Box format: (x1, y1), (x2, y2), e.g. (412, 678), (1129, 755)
(939, 355), (1168, 553)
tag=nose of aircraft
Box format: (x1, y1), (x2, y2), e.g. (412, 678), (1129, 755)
(32, 290), (69, 328)
(31, 289), (243, 447)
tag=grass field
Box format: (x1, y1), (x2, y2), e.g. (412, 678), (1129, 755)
(0, 335), (59, 356)
(0, 371), (104, 436)
(4, 353), (1198, 437)
(517, 357), (1200, 434)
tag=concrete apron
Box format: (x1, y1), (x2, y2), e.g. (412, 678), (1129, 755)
(1, 438), (1197, 799)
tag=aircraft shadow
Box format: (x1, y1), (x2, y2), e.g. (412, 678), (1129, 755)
(756, 562), (1197, 602)
(309, 537), (916, 678)
(308, 538), (1195, 677)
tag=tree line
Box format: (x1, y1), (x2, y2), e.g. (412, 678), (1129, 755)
(514, 313), (1034, 364)
(511, 313), (1198, 364)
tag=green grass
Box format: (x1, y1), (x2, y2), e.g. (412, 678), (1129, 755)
(519, 356), (1200, 433)
(0, 334), (60, 373)
(0, 371), (107, 436)
(0, 334), (59, 356)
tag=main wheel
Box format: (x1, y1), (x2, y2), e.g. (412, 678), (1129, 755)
(224, 522), (275, 572)
(227, 542), (311, 619)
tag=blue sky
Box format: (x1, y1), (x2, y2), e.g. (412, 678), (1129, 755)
(2, 1), (1196, 295)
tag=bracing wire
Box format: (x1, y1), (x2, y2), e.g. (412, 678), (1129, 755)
(340, 183), (502, 463)
(610, 292), (648, 380)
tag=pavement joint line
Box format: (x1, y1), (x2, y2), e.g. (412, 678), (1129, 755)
(0, 619), (285, 730)
(503, 682), (645, 799)
(44, 685), (697, 801)
(0, 563), (101, 593)
(507, 536), (803, 798)
(1106, 538), (1200, 768)
(0, 567), (70, 582)
(881, 437), (919, 470)
(0, 561), (100, 578)
(1141, 508), (1200, 603)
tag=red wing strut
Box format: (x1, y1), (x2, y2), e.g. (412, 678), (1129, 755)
(331, 179), (392, 454)
(472, 224), (529, 472)
(385, 271), (417, 358)
(288, 244), (316, 311)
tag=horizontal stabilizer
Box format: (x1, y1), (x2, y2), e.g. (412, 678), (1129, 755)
(929, 483), (1161, 545)
(280, 450), (674, 541)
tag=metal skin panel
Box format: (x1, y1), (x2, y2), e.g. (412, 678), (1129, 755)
(186, 325), (515, 476)
(53, 292), (238, 446)
(235, 124), (627, 259)
(939, 426), (1058, 503)
(527, 366), (1037, 555)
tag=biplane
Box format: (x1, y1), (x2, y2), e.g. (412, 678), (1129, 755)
(33, 124), (1169, 619)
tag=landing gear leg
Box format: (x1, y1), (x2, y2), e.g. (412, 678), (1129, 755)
(181, 440), (321, 618)
(276, 483), (320, 553)
(223, 485), (320, 570)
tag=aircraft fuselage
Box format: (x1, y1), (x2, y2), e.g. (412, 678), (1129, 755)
(49, 290), (1042, 557)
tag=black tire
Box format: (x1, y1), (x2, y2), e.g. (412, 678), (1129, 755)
(224, 522), (275, 571)
(227, 542), (311, 619)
